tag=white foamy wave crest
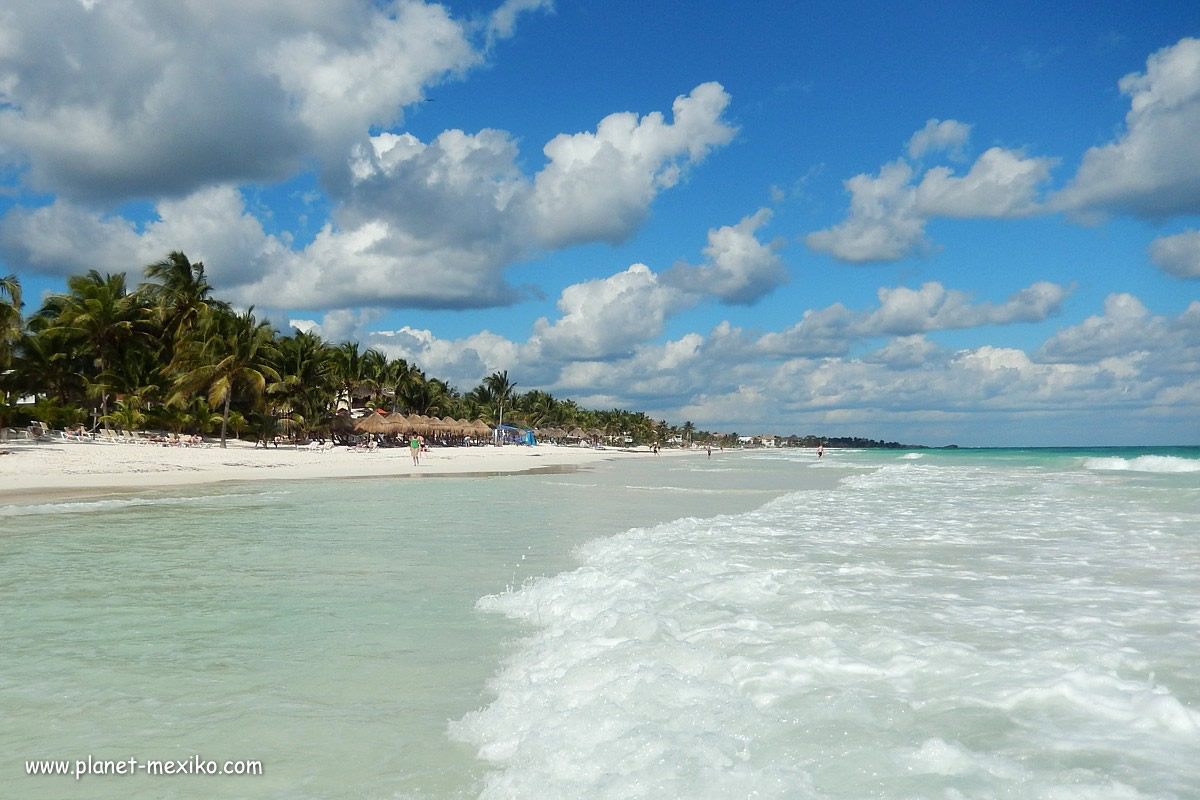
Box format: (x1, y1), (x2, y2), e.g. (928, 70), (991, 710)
(996, 669), (1200, 739)
(455, 470), (1200, 798)
(454, 513), (820, 798)
(1083, 455), (1200, 473)
(900, 452), (924, 460)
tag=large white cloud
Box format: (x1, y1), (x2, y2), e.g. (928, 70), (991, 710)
(530, 82), (736, 248)
(1053, 37), (1200, 219)
(804, 160), (928, 262)
(1, 81), (737, 310)
(914, 148), (1055, 218)
(662, 208), (788, 304)
(755, 280), (1070, 356)
(0, 0), (481, 201)
(0, 185), (283, 287)
(755, 303), (858, 357)
(1036, 293), (1187, 364)
(806, 120), (1054, 263)
(240, 85), (733, 309)
(531, 264), (693, 360)
(862, 280), (1070, 336)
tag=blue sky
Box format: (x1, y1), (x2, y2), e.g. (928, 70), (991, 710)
(1, 1), (1198, 446)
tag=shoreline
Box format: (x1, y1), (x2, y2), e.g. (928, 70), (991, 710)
(0, 439), (676, 506)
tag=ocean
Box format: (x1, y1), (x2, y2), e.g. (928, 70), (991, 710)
(2, 446), (1198, 799)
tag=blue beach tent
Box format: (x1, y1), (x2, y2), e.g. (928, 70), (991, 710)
(496, 424), (536, 445)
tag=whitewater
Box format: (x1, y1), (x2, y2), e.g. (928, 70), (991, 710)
(456, 448), (1200, 799)
(2, 446), (1197, 798)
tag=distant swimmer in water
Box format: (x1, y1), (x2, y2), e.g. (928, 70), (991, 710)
(817, 444), (824, 459)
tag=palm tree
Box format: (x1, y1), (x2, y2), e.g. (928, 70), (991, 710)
(100, 396), (147, 433)
(403, 376), (451, 416)
(12, 328), (85, 410)
(482, 370), (516, 431)
(271, 330), (336, 441)
(46, 270), (146, 422)
(0, 273), (22, 368)
(361, 348), (389, 407)
(681, 420), (695, 445)
(516, 389), (558, 427)
(170, 308), (280, 447)
(142, 251), (226, 347)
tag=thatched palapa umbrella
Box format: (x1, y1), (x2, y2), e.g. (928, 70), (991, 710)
(354, 412), (392, 435)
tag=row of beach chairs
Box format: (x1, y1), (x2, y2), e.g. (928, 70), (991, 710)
(31, 425), (215, 447)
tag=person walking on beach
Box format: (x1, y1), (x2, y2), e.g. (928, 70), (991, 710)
(707, 445), (712, 458)
(817, 443), (824, 459)
(410, 434), (420, 465)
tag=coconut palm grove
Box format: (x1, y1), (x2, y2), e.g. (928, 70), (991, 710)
(0, 253), (717, 449)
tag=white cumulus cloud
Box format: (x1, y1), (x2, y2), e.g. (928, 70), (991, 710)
(0, 0), (480, 201)
(662, 208), (788, 304)
(1, 82), (737, 311)
(907, 118), (971, 160)
(807, 125), (1053, 263)
(532, 264), (693, 360)
(1148, 229), (1200, 278)
(1053, 37), (1200, 219)
(531, 82), (736, 248)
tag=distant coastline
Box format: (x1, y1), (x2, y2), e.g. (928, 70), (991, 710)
(771, 435), (948, 450)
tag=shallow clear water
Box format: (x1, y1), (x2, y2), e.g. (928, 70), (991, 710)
(2, 447), (1198, 798)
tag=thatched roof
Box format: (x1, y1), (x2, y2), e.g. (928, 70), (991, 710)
(354, 413), (391, 433)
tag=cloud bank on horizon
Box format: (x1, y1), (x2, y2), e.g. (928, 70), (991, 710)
(0, 1), (1197, 446)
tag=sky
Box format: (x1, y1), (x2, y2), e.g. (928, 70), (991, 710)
(1, 1), (1199, 447)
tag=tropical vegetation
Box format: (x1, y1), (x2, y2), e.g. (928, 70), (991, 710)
(0, 254), (700, 447)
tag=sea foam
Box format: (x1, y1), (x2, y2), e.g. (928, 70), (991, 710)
(455, 458), (1200, 798)
(1083, 454), (1200, 473)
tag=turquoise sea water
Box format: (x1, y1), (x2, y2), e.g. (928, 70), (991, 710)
(2, 446), (1198, 798)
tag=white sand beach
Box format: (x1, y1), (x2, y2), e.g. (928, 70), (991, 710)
(0, 439), (661, 503)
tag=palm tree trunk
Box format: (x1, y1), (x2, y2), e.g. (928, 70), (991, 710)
(221, 391), (230, 448)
